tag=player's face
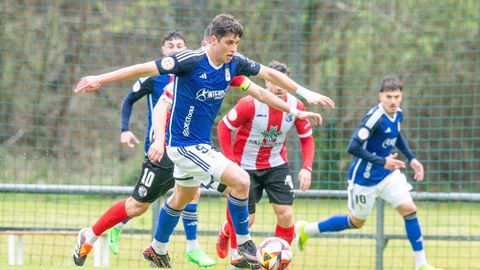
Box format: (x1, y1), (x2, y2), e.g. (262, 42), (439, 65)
(211, 34), (241, 64)
(265, 80), (287, 100)
(161, 38), (187, 56)
(379, 89), (403, 116)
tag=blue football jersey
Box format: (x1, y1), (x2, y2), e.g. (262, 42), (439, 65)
(154, 47), (260, 147)
(121, 75), (171, 153)
(348, 103), (404, 186)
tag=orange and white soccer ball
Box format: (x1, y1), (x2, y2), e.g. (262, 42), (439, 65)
(256, 237), (292, 270)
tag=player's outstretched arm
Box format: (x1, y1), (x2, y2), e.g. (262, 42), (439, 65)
(148, 98), (171, 163)
(73, 61), (159, 93)
(244, 79), (323, 125)
(256, 65), (335, 108)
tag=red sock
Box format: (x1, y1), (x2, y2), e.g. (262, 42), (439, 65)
(226, 206), (238, 249)
(274, 224), (294, 245)
(92, 199), (129, 236)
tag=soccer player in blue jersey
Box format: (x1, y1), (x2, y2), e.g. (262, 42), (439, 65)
(294, 76), (442, 270)
(72, 31), (215, 267)
(74, 14), (334, 269)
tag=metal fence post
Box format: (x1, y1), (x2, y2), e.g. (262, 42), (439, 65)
(375, 199), (385, 270)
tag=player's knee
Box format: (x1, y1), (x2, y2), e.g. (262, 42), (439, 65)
(230, 169), (250, 193)
(125, 198), (150, 217)
(349, 215), (365, 228)
(275, 209), (293, 225)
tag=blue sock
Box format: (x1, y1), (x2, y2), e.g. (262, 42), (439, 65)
(182, 203), (198, 241)
(404, 212), (424, 251)
(227, 193), (249, 235)
(318, 215), (354, 232)
(154, 202), (183, 243)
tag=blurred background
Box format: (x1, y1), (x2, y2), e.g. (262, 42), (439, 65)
(0, 1), (479, 269)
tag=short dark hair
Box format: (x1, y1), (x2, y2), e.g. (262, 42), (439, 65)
(209, 14), (243, 40)
(379, 76), (403, 92)
(268, 60), (289, 76)
(203, 23), (212, 41)
(162, 31), (186, 46)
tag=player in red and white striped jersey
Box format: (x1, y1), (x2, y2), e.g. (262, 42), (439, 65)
(215, 61), (315, 268)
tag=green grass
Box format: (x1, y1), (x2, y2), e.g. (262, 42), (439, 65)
(0, 194), (479, 269)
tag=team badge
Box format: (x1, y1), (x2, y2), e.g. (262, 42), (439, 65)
(225, 68), (231, 81)
(160, 57), (175, 71)
(357, 127), (370, 140)
(138, 186), (148, 197)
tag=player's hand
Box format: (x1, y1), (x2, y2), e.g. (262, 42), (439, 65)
(148, 139), (164, 163)
(73, 75), (103, 93)
(297, 111), (323, 125)
(410, 158), (424, 181)
(306, 93), (335, 109)
(120, 131), (140, 149)
(383, 153), (406, 170)
(297, 169), (312, 191)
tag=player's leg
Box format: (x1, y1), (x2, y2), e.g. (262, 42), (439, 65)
(73, 157), (170, 266)
(294, 182), (375, 252)
(262, 165), (295, 245)
(183, 188), (216, 266)
(381, 171), (442, 270)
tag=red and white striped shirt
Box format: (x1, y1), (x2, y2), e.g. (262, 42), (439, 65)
(218, 94), (314, 170)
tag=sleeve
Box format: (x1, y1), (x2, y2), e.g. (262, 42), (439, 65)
(230, 75), (252, 92)
(217, 120), (236, 162)
(396, 132), (415, 161)
(347, 114), (386, 166)
(159, 75), (175, 105)
(120, 77), (154, 132)
(234, 53), (261, 76)
(294, 101), (314, 171)
(154, 49), (199, 76)
(217, 98), (254, 162)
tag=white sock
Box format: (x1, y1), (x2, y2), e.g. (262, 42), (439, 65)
(414, 250), (427, 269)
(151, 238), (168, 255)
(304, 222), (320, 235)
(114, 222), (125, 230)
(236, 233), (251, 245)
(186, 239), (200, 252)
(85, 228), (98, 243)
(231, 248), (241, 260)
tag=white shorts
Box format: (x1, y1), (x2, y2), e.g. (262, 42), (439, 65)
(166, 144), (231, 187)
(347, 170), (413, 220)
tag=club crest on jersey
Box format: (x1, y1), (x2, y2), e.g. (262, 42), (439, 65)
(285, 114), (294, 122)
(196, 88), (226, 102)
(225, 68), (231, 81)
(161, 57), (175, 71)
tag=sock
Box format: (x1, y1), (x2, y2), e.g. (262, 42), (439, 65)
(226, 206), (238, 249)
(227, 193), (250, 245)
(151, 238), (169, 255)
(274, 224), (294, 245)
(318, 214), (354, 233)
(404, 212), (426, 268)
(154, 202), (183, 244)
(114, 220), (127, 230)
(91, 199), (129, 236)
(182, 203), (198, 241)
(231, 248), (241, 260)
(85, 228), (99, 243)
(186, 239), (200, 252)
(414, 250), (427, 269)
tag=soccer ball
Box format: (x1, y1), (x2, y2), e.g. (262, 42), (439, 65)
(256, 237), (292, 270)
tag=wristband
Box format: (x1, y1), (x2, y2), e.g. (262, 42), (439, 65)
(289, 107), (300, 117)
